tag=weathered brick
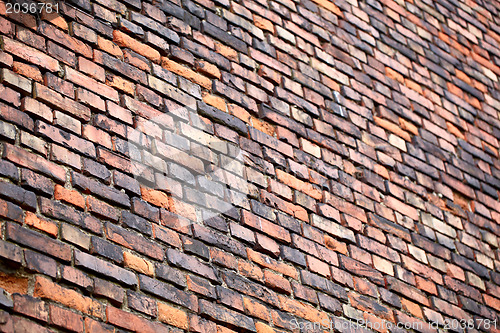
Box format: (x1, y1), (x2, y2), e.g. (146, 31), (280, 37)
(75, 249), (136, 286)
(139, 274), (198, 311)
(49, 304), (84, 332)
(34, 276), (104, 319)
(199, 299), (256, 332)
(13, 294), (48, 322)
(4, 144), (65, 183)
(167, 248), (218, 282)
(2, 37), (59, 72)
(6, 222), (70, 261)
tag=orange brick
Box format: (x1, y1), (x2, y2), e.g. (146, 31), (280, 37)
(229, 104), (251, 123)
(13, 61), (43, 82)
(385, 67), (404, 83)
(321, 74), (340, 91)
(455, 69), (472, 84)
(202, 91), (226, 111)
(168, 197), (197, 222)
(264, 270), (291, 295)
(374, 116), (411, 142)
(123, 252), (155, 276)
(141, 187), (170, 209)
(42, 11), (68, 31)
(465, 95), (481, 110)
(162, 58), (211, 89)
(247, 249), (298, 279)
(195, 60), (221, 79)
(54, 185), (85, 209)
(276, 169), (322, 200)
(25, 212), (58, 237)
(309, 0), (342, 15)
(34, 276), (104, 319)
(238, 259), (264, 281)
(278, 295), (329, 323)
(243, 297), (270, 322)
(472, 52), (500, 76)
(438, 31), (450, 44)
(157, 303), (188, 329)
(484, 294), (500, 312)
(97, 36), (123, 58)
(363, 313), (387, 333)
(401, 298), (423, 318)
(113, 30), (160, 63)
(473, 79), (487, 93)
(399, 118), (419, 136)
(253, 15), (274, 32)
(374, 164), (389, 180)
(251, 117), (275, 137)
(106, 74), (135, 95)
(255, 322), (275, 333)
(446, 122), (465, 140)
(214, 42), (238, 61)
(405, 79), (423, 94)
(0, 271), (28, 294)
(324, 235), (348, 255)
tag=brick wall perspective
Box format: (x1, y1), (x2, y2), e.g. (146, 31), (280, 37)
(0, 0), (499, 331)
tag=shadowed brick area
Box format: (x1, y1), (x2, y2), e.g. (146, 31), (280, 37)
(0, 0), (500, 331)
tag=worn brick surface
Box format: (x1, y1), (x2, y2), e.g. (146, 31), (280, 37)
(0, 0), (499, 331)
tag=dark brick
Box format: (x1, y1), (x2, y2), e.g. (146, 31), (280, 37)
(166, 248), (219, 283)
(91, 236), (124, 264)
(93, 277), (125, 306)
(192, 224), (246, 258)
(197, 101), (247, 135)
(139, 274), (197, 311)
(0, 239), (22, 264)
(20, 169), (54, 197)
(6, 222), (71, 262)
(24, 250), (57, 278)
(0, 288), (13, 308)
(187, 275), (217, 299)
(105, 223), (164, 261)
(339, 255), (384, 286)
(0, 160), (18, 181)
(121, 211), (152, 236)
(40, 198), (102, 234)
(156, 263), (186, 288)
(199, 299), (256, 332)
(72, 172), (130, 208)
(132, 198), (160, 223)
(75, 250), (136, 287)
(13, 294), (48, 322)
(300, 270), (348, 302)
(61, 266), (94, 291)
(127, 291), (157, 317)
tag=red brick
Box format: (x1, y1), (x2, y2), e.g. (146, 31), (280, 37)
(247, 249), (298, 279)
(49, 304), (84, 332)
(162, 57), (211, 89)
(54, 185), (85, 209)
(65, 66), (119, 102)
(24, 212), (58, 237)
(2, 36), (59, 72)
(34, 82), (91, 121)
(158, 302), (189, 329)
(39, 21), (92, 58)
(34, 276), (104, 319)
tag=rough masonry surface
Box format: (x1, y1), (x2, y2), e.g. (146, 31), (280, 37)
(0, 0), (499, 331)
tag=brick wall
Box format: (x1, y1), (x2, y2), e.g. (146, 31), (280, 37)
(0, 0), (499, 331)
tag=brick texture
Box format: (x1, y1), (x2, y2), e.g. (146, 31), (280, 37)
(0, 0), (499, 332)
